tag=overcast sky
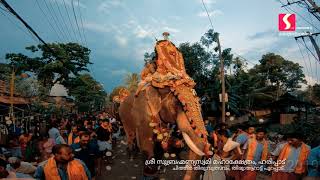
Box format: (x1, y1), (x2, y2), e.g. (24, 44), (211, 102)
(1, 0), (320, 92)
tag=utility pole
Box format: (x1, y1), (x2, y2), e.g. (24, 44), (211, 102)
(217, 33), (225, 123)
(295, 32), (320, 62)
(9, 65), (15, 131)
(306, 0), (320, 13)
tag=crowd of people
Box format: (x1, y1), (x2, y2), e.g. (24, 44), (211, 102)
(0, 111), (319, 180)
(0, 112), (123, 180)
(203, 121), (320, 180)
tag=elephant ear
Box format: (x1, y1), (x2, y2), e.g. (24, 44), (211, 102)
(145, 86), (162, 116)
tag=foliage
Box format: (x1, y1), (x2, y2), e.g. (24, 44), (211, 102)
(267, 118), (320, 145)
(30, 100), (67, 118)
(15, 77), (39, 97)
(144, 52), (156, 65)
(250, 53), (306, 99)
(0, 63), (11, 80)
(64, 74), (106, 112)
(312, 84), (320, 104)
(5, 43), (91, 90)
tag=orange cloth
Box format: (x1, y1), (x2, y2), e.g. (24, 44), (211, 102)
(44, 157), (88, 180)
(155, 40), (187, 76)
(246, 138), (268, 161)
(67, 133), (80, 145)
(277, 143), (310, 174)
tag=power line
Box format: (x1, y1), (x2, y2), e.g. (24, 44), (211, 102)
(42, 0), (68, 41)
(296, 39), (311, 74)
(77, 0), (88, 46)
(52, 0), (73, 42)
(201, 0), (214, 30)
(229, 49), (257, 66)
(71, 0), (85, 45)
(0, 8), (38, 43)
(62, 0), (79, 43)
(302, 37), (319, 61)
(0, 0), (48, 46)
(302, 38), (320, 82)
(35, 0), (63, 42)
(299, 39), (314, 79)
(279, 0), (320, 31)
(296, 39), (312, 83)
(0, 3), (8, 12)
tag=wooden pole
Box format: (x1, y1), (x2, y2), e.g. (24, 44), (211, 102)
(9, 66), (15, 131)
(217, 34), (225, 123)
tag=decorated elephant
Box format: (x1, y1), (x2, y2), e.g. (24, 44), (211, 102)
(119, 36), (212, 179)
(119, 86), (212, 180)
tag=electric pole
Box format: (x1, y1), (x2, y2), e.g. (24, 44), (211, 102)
(306, 0), (320, 13)
(217, 33), (225, 123)
(295, 32), (320, 62)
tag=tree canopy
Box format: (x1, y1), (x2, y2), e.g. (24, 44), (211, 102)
(5, 43), (91, 88)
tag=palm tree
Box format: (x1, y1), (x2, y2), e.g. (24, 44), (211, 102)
(124, 73), (139, 92)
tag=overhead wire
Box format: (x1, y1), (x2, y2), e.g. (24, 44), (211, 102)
(34, 0), (63, 42)
(201, 0), (257, 72)
(62, 0), (79, 43)
(0, 7), (39, 43)
(52, 0), (73, 42)
(1, 0), (49, 46)
(279, 0), (320, 31)
(302, 37), (319, 62)
(41, 0), (68, 41)
(201, 0), (214, 31)
(71, 0), (85, 45)
(77, 0), (88, 46)
(299, 39), (315, 80)
(296, 39), (311, 83)
(44, 0), (69, 40)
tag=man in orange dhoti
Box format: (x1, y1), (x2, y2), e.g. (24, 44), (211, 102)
(239, 128), (269, 180)
(271, 133), (310, 180)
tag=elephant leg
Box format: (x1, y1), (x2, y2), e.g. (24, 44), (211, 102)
(137, 116), (159, 178)
(122, 122), (136, 156)
(184, 150), (201, 180)
(137, 119), (154, 159)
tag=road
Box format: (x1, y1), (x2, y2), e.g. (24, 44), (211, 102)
(96, 139), (185, 180)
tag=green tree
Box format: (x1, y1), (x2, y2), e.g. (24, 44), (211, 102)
(64, 74), (106, 112)
(312, 84), (320, 104)
(15, 77), (39, 97)
(5, 43), (91, 94)
(250, 53), (306, 100)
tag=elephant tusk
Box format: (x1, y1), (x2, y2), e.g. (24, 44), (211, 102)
(182, 132), (205, 156)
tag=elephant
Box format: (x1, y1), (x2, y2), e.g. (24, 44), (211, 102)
(119, 85), (211, 180)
